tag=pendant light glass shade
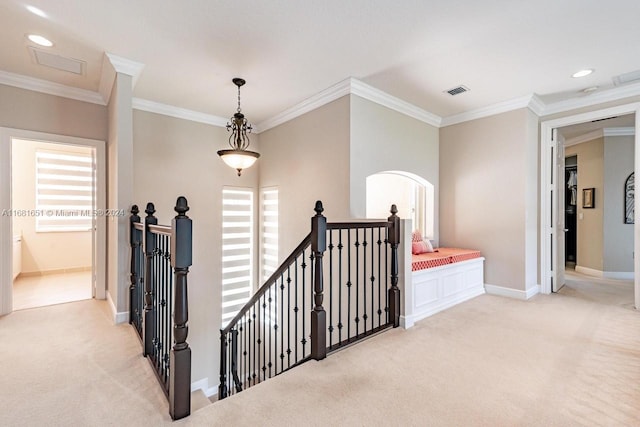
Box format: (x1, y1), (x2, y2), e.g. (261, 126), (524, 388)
(218, 78), (259, 176)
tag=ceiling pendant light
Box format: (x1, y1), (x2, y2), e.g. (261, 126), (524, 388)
(217, 78), (259, 176)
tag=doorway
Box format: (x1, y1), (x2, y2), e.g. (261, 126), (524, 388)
(540, 104), (639, 310)
(565, 156), (577, 268)
(11, 139), (94, 310)
(0, 128), (106, 316)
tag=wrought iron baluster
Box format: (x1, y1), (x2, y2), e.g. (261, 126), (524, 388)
(370, 227), (375, 333)
(269, 286), (273, 378)
(287, 266), (291, 369)
(347, 229), (351, 342)
(353, 228), (360, 338)
(363, 227), (368, 335)
(252, 305), (257, 386)
(294, 257), (299, 364)
(280, 273), (284, 374)
(385, 226), (389, 323)
(301, 249), (307, 357)
(328, 230), (334, 348)
(262, 293), (266, 381)
(377, 227), (383, 328)
(338, 229), (343, 345)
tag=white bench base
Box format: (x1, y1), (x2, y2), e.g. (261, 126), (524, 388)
(401, 257), (485, 329)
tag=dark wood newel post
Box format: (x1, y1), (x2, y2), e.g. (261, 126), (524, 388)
(170, 196), (192, 420)
(143, 203), (157, 356)
(388, 204), (401, 328)
(129, 205), (141, 326)
(310, 200), (327, 360)
(218, 331), (228, 400)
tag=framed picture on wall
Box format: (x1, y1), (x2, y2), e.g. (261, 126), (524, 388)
(625, 172), (634, 224)
(583, 188), (595, 209)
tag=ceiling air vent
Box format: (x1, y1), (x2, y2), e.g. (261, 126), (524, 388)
(445, 85), (470, 96)
(591, 116), (618, 123)
(29, 47), (85, 75)
(612, 69), (640, 86)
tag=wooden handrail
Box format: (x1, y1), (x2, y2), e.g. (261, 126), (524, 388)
(327, 220), (390, 230)
(148, 224), (172, 236)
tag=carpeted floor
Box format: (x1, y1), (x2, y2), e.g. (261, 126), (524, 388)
(1, 272), (638, 426)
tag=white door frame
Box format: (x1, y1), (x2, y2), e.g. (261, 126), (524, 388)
(540, 103), (640, 310)
(0, 127), (107, 315)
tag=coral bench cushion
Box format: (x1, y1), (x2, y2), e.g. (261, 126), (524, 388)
(411, 248), (482, 272)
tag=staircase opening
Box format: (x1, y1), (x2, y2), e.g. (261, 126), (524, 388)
(218, 201), (401, 400)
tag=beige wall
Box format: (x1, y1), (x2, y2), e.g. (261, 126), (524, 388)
(603, 135), (634, 272)
(11, 139), (92, 273)
(565, 138), (604, 271)
(350, 95), (439, 240)
(107, 73), (135, 313)
(440, 108), (538, 291)
(259, 96), (351, 258)
(133, 109), (260, 389)
(0, 84), (108, 141)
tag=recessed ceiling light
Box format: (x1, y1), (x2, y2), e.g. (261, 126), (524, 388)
(572, 69), (594, 78)
(583, 86), (599, 93)
(27, 34), (53, 47)
(26, 5), (47, 18)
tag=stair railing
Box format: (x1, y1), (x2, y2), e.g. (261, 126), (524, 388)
(218, 201), (400, 400)
(128, 197), (192, 420)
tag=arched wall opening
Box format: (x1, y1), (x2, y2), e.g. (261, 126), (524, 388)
(366, 171), (434, 240)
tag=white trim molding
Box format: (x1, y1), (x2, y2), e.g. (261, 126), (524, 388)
(132, 98), (228, 128)
(0, 70), (105, 105)
(107, 291), (129, 324)
(350, 78), (442, 127)
(441, 94), (541, 127)
(484, 283), (540, 300)
(575, 266), (634, 280)
(191, 377), (218, 398)
(258, 77), (443, 132)
(565, 127), (636, 147)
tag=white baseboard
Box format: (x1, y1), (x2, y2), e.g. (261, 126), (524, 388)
(604, 271), (635, 280)
(575, 266), (602, 277)
(484, 283), (540, 300)
(107, 291), (129, 324)
(191, 377), (218, 398)
(575, 266), (634, 280)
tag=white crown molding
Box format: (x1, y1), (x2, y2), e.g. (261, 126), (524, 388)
(256, 78), (352, 132)
(350, 78), (442, 127)
(563, 127), (635, 147)
(132, 98), (228, 128)
(541, 81), (640, 117)
(105, 53), (145, 86)
(564, 129), (603, 147)
(0, 70), (105, 105)
(99, 53), (145, 104)
(257, 77), (442, 132)
(440, 94), (537, 127)
(603, 126), (635, 137)
(528, 94), (546, 116)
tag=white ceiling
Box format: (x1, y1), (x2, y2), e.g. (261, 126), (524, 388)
(2, 0), (640, 125)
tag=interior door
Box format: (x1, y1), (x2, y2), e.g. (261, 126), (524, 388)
(91, 148), (97, 298)
(553, 132), (566, 292)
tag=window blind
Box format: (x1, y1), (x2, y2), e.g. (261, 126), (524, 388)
(35, 150), (94, 232)
(221, 188), (254, 326)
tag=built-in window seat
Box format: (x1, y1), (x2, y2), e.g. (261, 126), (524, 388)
(400, 225), (485, 328)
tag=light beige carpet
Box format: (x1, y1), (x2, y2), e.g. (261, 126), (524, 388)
(183, 272), (640, 426)
(1, 272), (638, 426)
